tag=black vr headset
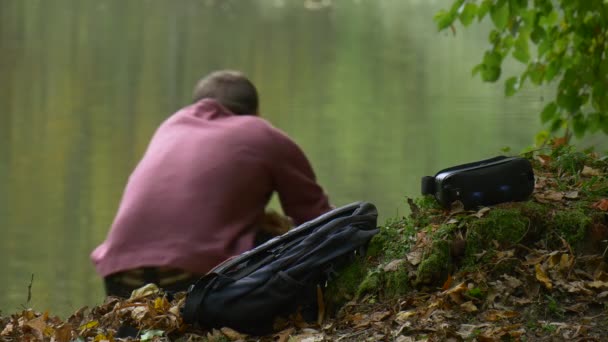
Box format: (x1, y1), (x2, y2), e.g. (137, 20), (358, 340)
(421, 156), (535, 210)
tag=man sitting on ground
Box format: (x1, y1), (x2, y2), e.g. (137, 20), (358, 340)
(91, 70), (332, 297)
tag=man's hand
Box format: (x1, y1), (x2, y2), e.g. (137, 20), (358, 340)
(258, 210), (293, 237)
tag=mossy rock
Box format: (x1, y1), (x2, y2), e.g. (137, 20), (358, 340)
(415, 239), (451, 286)
(382, 263), (411, 298)
(324, 257), (369, 311)
(550, 209), (591, 248)
(464, 208), (529, 265)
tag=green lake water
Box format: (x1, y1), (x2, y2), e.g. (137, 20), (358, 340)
(1, 0), (597, 317)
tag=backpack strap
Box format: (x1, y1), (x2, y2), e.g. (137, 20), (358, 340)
(181, 274), (218, 324)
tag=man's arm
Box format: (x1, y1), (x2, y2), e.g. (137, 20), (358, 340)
(270, 132), (332, 225)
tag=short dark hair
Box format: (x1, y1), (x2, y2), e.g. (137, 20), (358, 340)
(192, 70), (259, 115)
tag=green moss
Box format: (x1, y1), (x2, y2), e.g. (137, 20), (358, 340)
(465, 208), (529, 264)
(368, 218), (415, 261)
(324, 258), (369, 306)
(551, 209), (591, 247)
(356, 269), (381, 299)
(383, 264), (411, 298)
(416, 240), (451, 286)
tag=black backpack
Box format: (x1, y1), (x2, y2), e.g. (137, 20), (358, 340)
(181, 202), (379, 335)
(421, 156), (535, 210)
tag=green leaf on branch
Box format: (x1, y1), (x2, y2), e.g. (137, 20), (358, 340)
(541, 102), (558, 124)
(550, 118), (565, 133)
(490, 1), (510, 30)
(459, 3), (479, 27)
(513, 33), (530, 63)
(572, 114), (588, 138)
(505, 77), (519, 96)
(483, 50), (502, 67)
(478, 0), (492, 20)
(539, 10), (559, 27)
(434, 9), (456, 31)
(527, 63), (545, 85)
(437, 0), (608, 139)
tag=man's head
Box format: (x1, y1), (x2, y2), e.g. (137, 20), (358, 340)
(192, 70), (259, 115)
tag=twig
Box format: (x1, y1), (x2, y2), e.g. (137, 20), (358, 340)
(27, 273), (34, 305)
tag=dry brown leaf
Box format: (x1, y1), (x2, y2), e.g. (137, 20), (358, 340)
(406, 249), (423, 266)
(483, 310), (519, 322)
(54, 323), (72, 342)
(587, 280), (608, 289)
(220, 327), (247, 340)
(441, 274), (453, 291)
(473, 207), (491, 218)
(537, 154), (552, 166)
(564, 190), (579, 199)
(274, 327), (295, 342)
(535, 264), (553, 290)
(1, 323), (13, 336)
(460, 301), (478, 313)
(370, 311), (391, 322)
(129, 283), (160, 300)
(535, 191), (564, 202)
(592, 199), (608, 211)
(395, 310), (417, 323)
(383, 259), (406, 272)
(581, 165), (601, 177)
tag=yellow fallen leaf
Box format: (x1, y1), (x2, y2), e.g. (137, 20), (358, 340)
(587, 281), (608, 289)
(535, 264), (553, 290)
(154, 297), (170, 312)
(130, 283), (160, 299)
(460, 301), (478, 313)
(78, 320), (99, 332)
(395, 310), (417, 323)
(559, 253), (573, 271)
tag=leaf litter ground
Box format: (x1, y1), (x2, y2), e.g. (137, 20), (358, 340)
(2, 146), (608, 341)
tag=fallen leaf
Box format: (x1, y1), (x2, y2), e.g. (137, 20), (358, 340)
(581, 166), (601, 177)
(564, 191), (579, 199)
(370, 311), (391, 322)
(535, 264), (553, 290)
(460, 301), (478, 313)
(1, 323), (13, 336)
(449, 200), (465, 214)
(537, 155), (552, 166)
(441, 274), (453, 291)
(587, 281), (608, 289)
(483, 310), (519, 321)
(395, 310), (417, 323)
(220, 327), (247, 340)
(406, 249), (423, 266)
(54, 323), (72, 342)
(473, 207), (491, 218)
(535, 191), (564, 202)
(78, 320), (99, 332)
(592, 199), (608, 211)
(130, 283), (160, 299)
(274, 328), (295, 342)
(383, 259), (406, 272)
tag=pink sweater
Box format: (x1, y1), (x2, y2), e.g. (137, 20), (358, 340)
(91, 99), (331, 277)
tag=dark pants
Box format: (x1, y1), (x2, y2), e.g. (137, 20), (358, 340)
(104, 267), (202, 298)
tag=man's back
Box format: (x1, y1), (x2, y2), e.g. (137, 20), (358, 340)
(91, 99), (331, 277)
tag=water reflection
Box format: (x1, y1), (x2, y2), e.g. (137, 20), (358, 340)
(0, 0), (551, 316)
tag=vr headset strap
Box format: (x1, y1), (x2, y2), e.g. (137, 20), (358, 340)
(421, 176), (435, 195)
